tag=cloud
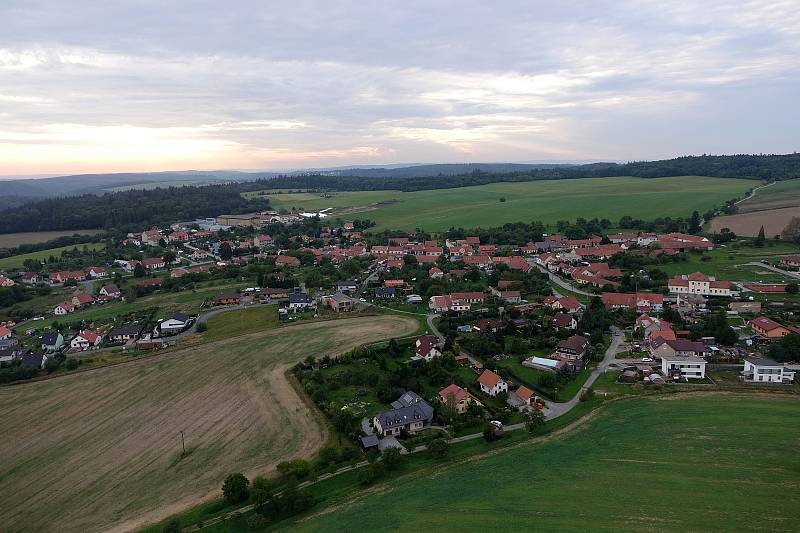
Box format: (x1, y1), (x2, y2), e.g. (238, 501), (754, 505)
(0, 0), (798, 174)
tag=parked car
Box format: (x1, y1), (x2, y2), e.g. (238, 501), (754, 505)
(641, 357), (654, 362)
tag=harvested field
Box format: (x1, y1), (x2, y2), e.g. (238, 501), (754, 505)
(737, 179), (800, 213)
(0, 315), (418, 533)
(710, 206), (800, 237)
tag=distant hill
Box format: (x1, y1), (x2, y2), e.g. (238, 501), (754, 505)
(317, 163), (576, 178)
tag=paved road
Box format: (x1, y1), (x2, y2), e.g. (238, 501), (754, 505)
(743, 261), (800, 280)
(427, 313), (444, 343)
(528, 260), (594, 298)
(542, 326), (624, 420)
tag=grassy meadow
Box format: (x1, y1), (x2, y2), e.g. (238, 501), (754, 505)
(737, 179), (800, 213)
(246, 176), (754, 231)
(0, 229), (104, 249)
(289, 395), (800, 532)
(0, 315), (419, 533)
(657, 241), (800, 282)
(0, 242), (106, 270)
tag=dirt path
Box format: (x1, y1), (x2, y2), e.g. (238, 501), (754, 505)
(0, 315), (418, 533)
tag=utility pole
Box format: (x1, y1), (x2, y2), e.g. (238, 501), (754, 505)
(180, 430), (186, 456)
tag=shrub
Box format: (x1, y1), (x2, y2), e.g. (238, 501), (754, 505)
(162, 516), (181, 533)
(277, 459), (311, 480)
(222, 473), (250, 505)
(196, 322), (208, 332)
(428, 438), (450, 459)
(381, 447), (404, 470)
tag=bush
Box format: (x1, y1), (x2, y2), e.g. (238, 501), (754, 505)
(381, 447), (404, 470)
(196, 321), (208, 332)
(245, 513), (269, 530)
(162, 516), (181, 533)
(277, 459), (311, 480)
(65, 358), (79, 371)
(222, 473), (250, 505)
(428, 438), (450, 459)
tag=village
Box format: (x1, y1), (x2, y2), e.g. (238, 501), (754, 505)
(1, 211), (798, 456)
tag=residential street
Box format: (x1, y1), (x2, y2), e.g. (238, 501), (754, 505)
(744, 261), (800, 280)
(527, 260), (595, 297)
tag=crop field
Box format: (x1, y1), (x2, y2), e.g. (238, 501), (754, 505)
(0, 242), (107, 270)
(290, 394), (800, 532)
(0, 315), (418, 533)
(247, 176), (753, 232)
(710, 206), (800, 238)
(656, 242), (800, 282)
(0, 229), (104, 249)
(737, 179), (800, 213)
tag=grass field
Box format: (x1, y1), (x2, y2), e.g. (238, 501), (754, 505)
(0, 315), (419, 533)
(199, 306), (280, 343)
(290, 394), (800, 532)
(0, 242), (106, 269)
(657, 242), (800, 282)
(0, 229), (104, 249)
(246, 176), (753, 231)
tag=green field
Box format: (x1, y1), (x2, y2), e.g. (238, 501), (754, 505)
(0, 242), (106, 270)
(0, 229), (104, 249)
(657, 241), (800, 282)
(738, 179), (800, 213)
(246, 176), (753, 231)
(290, 395), (800, 532)
(200, 306), (280, 342)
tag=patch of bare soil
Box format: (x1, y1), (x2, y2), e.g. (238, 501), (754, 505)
(710, 206), (800, 237)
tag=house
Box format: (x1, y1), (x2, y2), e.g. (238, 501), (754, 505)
(288, 292), (315, 312)
(20, 272), (40, 284)
(743, 283), (787, 294)
(478, 369), (508, 397)
(374, 287), (396, 299)
(142, 257), (166, 270)
(136, 333), (166, 351)
(85, 266), (108, 279)
(509, 386), (537, 408)
(99, 284), (121, 299)
(780, 255), (800, 269)
(372, 391), (434, 437)
(108, 325), (140, 343)
(0, 339), (22, 363)
(429, 267), (444, 279)
(40, 331), (64, 351)
(383, 279), (406, 289)
(54, 301), (75, 315)
(335, 280), (358, 294)
(661, 356), (707, 380)
(21, 352), (47, 370)
(668, 272), (732, 297)
(323, 292), (354, 313)
(49, 270), (86, 284)
(490, 287), (522, 303)
(413, 335), (441, 362)
(0, 326), (11, 340)
(472, 318), (502, 333)
(136, 277), (163, 289)
(750, 316), (795, 338)
(259, 287), (290, 300)
(438, 384), (479, 414)
(213, 293), (240, 306)
(359, 434), (379, 452)
(555, 335), (590, 363)
(543, 296), (582, 314)
(70, 329), (102, 351)
(742, 358), (796, 384)
(71, 292), (95, 307)
(275, 255), (301, 267)
(169, 230), (189, 243)
(0, 274), (15, 287)
(159, 312), (190, 334)
(651, 338), (706, 359)
(601, 292), (663, 313)
(141, 229), (162, 245)
(463, 255), (492, 269)
(552, 313), (577, 330)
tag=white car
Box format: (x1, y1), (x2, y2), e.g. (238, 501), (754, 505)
(641, 357), (654, 363)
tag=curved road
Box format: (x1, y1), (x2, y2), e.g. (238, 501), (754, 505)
(528, 260), (595, 297)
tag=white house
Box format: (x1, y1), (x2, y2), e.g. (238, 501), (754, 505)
(70, 330), (102, 351)
(742, 358), (796, 384)
(413, 335), (442, 362)
(159, 312), (190, 334)
(288, 292), (315, 312)
(478, 369), (508, 397)
(54, 301), (75, 315)
(661, 356), (707, 380)
(667, 272), (732, 297)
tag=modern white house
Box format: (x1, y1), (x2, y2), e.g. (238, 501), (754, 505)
(159, 312), (190, 334)
(742, 358), (796, 384)
(661, 356), (707, 380)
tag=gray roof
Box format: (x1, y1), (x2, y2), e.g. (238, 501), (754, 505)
(41, 332), (61, 345)
(289, 292), (313, 304)
(375, 400), (434, 430)
(20, 352), (44, 369)
(165, 311), (189, 322)
(745, 357), (783, 367)
(360, 435), (379, 448)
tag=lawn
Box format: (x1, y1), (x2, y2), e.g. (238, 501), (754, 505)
(0, 242), (106, 270)
(247, 176), (753, 232)
(497, 358), (592, 402)
(289, 395), (800, 532)
(0, 229), (104, 249)
(0, 315), (419, 533)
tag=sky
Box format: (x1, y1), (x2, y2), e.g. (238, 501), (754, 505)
(1, 0), (798, 176)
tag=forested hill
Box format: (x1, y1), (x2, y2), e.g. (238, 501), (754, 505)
(250, 153), (800, 192)
(0, 185), (269, 234)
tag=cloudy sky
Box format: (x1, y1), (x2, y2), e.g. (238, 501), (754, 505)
(1, 0), (798, 176)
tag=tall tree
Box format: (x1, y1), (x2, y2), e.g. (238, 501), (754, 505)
(689, 211), (702, 234)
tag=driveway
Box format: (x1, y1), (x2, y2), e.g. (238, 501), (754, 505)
(542, 326), (624, 420)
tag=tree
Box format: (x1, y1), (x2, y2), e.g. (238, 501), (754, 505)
(220, 242), (234, 260)
(133, 262), (147, 277)
(755, 225), (766, 247)
(787, 282), (799, 295)
(195, 321), (208, 333)
(381, 447), (404, 470)
(250, 476), (278, 518)
(162, 516), (182, 533)
(163, 250), (177, 266)
(428, 438), (450, 459)
(689, 211), (702, 234)
(781, 217), (800, 243)
(483, 422), (499, 442)
(222, 473), (250, 505)
(525, 409), (546, 433)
